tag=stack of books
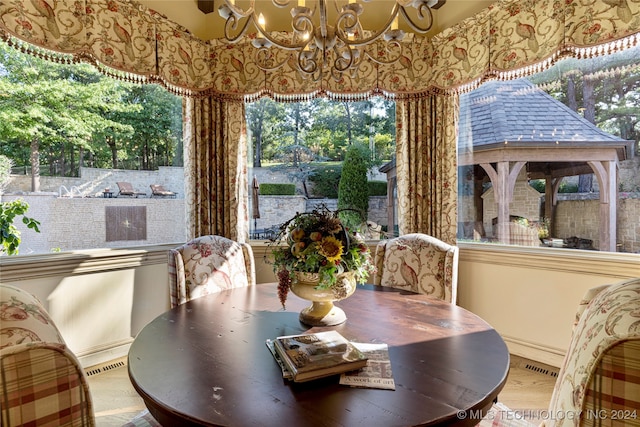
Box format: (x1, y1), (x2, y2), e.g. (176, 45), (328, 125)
(266, 330), (368, 383)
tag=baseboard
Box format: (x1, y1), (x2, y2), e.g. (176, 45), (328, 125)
(502, 335), (565, 368)
(76, 338), (133, 369)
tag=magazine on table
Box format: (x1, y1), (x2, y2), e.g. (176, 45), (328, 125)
(339, 342), (395, 390)
(267, 330), (368, 382)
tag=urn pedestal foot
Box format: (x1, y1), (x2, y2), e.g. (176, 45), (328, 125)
(299, 301), (346, 326)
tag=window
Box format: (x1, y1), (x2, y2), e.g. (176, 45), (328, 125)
(245, 97), (396, 240)
(457, 44), (640, 253)
(0, 40), (184, 255)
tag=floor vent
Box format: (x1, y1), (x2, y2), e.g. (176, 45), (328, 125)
(524, 362), (559, 378)
(84, 357), (127, 377)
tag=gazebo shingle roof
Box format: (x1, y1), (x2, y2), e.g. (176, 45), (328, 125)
(458, 78), (628, 152)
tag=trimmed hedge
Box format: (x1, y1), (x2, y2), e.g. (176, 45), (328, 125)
(260, 183), (295, 195)
(368, 181), (387, 196)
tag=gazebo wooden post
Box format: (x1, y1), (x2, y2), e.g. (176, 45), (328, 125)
(588, 160), (617, 252)
(496, 162), (511, 244)
(481, 161), (527, 244)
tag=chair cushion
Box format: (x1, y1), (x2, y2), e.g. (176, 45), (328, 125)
(1, 285), (94, 427)
(375, 234), (457, 302)
(169, 235), (251, 307)
(546, 278), (640, 427)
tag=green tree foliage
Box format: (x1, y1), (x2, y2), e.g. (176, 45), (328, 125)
(530, 45), (640, 191)
(0, 40), (182, 181)
(338, 144), (372, 229)
(309, 164), (342, 198)
(245, 97), (395, 164)
(0, 199), (40, 255)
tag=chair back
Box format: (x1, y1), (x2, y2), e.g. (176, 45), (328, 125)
(373, 233), (458, 303)
(116, 181), (134, 193)
(168, 235), (256, 308)
(546, 277), (640, 427)
(1, 285), (95, 426)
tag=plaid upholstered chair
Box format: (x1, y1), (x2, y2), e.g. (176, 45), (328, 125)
(168, 235), (256, 308)
(373, 233), (459, 304)
(0, 285), (95, 426)
(480, 277), (640, 427)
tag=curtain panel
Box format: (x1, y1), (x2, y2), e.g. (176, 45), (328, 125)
(183, 97), (249, 241)
(396, 94), (459, 244)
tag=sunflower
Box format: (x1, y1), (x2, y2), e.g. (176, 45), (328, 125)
(318, 236), (343, 262)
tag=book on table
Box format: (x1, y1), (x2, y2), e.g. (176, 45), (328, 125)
(270, 330), (368, 382)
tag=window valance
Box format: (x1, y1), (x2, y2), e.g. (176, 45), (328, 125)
(0, 0), (638, 99)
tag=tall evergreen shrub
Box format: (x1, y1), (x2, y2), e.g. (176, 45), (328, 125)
(338, 144), (370, 230)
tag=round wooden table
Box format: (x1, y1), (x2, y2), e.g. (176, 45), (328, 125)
(128, 284), (509, 426)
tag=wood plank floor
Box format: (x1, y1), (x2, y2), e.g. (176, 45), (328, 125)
(87, 354), (558, 426)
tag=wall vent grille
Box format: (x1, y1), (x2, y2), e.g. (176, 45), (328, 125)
(524, 362), (559, 378)
(84, 357), (127, 377)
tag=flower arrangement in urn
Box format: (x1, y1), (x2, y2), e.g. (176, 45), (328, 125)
(270, 206), (375, 309)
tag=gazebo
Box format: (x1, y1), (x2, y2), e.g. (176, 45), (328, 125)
(457, 79), (634, 251)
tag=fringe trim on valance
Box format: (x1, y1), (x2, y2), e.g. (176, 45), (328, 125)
(3, 20), (639, 101)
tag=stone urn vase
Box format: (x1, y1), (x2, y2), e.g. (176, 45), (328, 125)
(289, 271), (357, 326)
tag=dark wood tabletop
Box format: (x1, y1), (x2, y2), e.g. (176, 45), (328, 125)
(128, 284), (510, 427)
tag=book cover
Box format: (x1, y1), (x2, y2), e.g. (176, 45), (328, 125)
(265, 339), (293, 380)
(339, 342), (395, 390)
(273, 330), (368, 382)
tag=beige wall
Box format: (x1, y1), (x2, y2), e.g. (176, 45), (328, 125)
(1, 243), (638, 369)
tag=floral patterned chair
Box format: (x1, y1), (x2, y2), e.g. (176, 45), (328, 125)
(0, 285), (95, 426)
(168, 235), (256, 308)
(373, 233), (459, 304)
(479, 277), (640, 427)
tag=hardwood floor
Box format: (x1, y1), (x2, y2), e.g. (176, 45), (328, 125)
(87, 354), (558, 426)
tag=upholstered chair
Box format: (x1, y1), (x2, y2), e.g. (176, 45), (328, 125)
(480, 277), (640, 427)
(373, 233), (459, 304)
(168, 235), (256, 308)
(0, 285), (95, 427)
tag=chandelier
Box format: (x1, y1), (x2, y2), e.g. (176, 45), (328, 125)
(218, 0), (442, 81)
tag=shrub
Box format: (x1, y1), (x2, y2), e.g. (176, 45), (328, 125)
(260, 183), (296, 195)
(309, 165), (342, 198)
(368, 181), (387, 196)
(338, 144), (371, 229)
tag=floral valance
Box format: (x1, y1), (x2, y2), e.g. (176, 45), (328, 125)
(1, 0), (639, 99)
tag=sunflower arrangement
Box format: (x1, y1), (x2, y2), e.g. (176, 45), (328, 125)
(269, 206), (374, 308)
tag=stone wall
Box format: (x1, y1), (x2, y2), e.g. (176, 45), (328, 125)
(250, 196), (388, 237)
(3, 194), (186, 254)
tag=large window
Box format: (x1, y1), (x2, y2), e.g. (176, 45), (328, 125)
(457, 44), (640, 253)
(245, 97), (396, 240)
(0, 40), (184, 255)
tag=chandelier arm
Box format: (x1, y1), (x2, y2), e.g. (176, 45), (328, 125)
(219, 1), (258, 43)
(298, 50), (320, 74)
(273, 0), (293, 7)
(398, 3), (434, 33)
(339, 4), (401, 48)
(258, 28), (309, 51)
(222, 15), (255, 43)
(332, 43), (358, 72)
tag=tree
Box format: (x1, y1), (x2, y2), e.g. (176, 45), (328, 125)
(338, 144), (371, 230)
(0, 156), (40, 255)
(0, 40), (183, 177)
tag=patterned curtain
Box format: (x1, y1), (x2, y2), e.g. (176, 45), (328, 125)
(183, 96), (249, 242)
(396, 94), (459, 245)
